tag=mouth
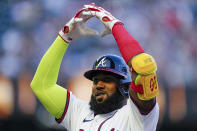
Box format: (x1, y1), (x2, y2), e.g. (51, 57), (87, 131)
(95, 92), (106, 103)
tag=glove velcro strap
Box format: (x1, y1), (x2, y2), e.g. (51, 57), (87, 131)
(58, 30), (72, 43)
(135, 73), (159, 100)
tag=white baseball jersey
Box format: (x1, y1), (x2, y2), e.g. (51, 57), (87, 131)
(55, 91), (159, 131)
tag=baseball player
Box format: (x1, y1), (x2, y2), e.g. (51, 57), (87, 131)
(31, 4), (159, 131)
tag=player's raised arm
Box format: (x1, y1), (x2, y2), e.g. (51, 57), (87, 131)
(30, 8), (97, 119)
(83, 4), (159, 115)
(112, 24), (158, 115)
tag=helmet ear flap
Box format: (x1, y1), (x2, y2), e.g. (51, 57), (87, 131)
(117, 83), (130, 98)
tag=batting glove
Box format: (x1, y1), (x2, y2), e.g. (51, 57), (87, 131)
(83, 3), (122, 37)
(59, 8), (98, 43)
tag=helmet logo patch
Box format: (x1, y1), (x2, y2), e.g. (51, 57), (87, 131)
(96, 57), (107, 68)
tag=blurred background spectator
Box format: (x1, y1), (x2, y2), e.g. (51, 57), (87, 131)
(0, 0), (197, 130)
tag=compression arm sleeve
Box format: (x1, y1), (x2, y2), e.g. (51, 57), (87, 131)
(112, 23), (145, 63)
(30, 36), (69, 119)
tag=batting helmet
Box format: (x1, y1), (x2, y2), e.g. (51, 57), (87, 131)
(84, 54), (131, 97)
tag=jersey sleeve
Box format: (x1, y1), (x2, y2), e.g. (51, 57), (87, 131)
(30, 36), (69, 119)
(56, 91), (89, 130)
(127, 98), (159, 131)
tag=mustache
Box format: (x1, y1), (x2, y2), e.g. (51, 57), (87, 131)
(95, 91), (107, 96)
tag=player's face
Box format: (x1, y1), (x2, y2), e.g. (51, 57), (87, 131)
(92, 73), (119, 103)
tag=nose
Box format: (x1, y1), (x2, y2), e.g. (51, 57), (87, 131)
(95, 81), (105, 90)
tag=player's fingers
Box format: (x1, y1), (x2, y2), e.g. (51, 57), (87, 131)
(85, 27), (98, 36)
(74, 8), (86, 18)
(84, 5), (101, 12)
(82, 11), (97, 16)
(74, 18), (83, 23)
(100, 29), (111, 37)
(76, 11), (94, 23)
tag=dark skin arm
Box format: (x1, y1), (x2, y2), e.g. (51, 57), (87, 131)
(127, 59), (156, 115)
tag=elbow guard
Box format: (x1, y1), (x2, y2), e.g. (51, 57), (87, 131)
(131, 53), (159, 100)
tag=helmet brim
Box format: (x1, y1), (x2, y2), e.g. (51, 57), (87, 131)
(84, 68), (126, 81)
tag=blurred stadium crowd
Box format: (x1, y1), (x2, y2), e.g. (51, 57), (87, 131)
(0, 0), (197, 130)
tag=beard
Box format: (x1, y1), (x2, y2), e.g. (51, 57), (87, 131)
(89, 90), (126, 115)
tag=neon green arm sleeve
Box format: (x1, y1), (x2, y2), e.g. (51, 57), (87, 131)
(30, 36), (69, 119)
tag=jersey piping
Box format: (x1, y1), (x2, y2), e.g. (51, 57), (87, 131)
(56, 90), (70, 123)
